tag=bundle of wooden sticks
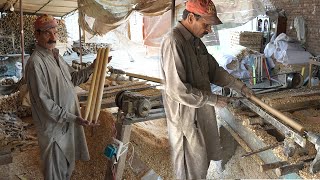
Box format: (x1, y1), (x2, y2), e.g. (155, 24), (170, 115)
(84, 47), (110, 124)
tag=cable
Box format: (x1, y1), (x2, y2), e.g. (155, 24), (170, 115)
(127, 142), (135, 170)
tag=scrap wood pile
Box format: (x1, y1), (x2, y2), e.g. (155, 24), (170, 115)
(0, 114), (37, 153)
(231, 31), (263, 52)
(0, 91), (32, 118)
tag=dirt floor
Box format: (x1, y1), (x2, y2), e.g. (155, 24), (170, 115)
(1, 113), (275, 180)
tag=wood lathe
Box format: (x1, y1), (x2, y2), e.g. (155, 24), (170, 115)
(217, 87), (320, 178)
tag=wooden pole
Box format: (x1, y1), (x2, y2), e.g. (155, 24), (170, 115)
(77, 0), (83, 64)
(20, 0), (24, 76)
(93, 47), (110, 123)
(79, 25), (83, 64)
(171, 0), (175, 28)
(249, 95), (305, 132)
(89, 48), (105, 122)
(84, 48), (103, 119)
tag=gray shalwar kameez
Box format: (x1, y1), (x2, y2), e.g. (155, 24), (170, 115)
(160, 22), (244, 179)
(25, 45), (93, 180)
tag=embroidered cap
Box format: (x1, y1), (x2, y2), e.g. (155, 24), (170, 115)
(34, 14), (58, 31)
(186, 0), (222, 25)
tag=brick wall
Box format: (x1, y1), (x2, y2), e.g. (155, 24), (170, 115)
(262, 0), (320, 55)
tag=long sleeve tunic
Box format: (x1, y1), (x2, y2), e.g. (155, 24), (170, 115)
(25, 45), (94, 176)
(160, 22), (241, 179)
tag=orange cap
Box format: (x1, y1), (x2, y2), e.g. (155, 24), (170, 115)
(186, 0), (222, 25)
(34, 14), (58, 31)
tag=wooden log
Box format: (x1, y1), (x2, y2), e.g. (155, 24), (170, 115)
(93, 47), (110, 123)
(89, 48), (106, 122)
(84, 48), (103, 120)
(249, 95), (305, 133)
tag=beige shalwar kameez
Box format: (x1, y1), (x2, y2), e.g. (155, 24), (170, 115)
(160, 22), (244, 179)
(25, 45), (93, 180)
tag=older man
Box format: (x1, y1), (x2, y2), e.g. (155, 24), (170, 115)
(160, 0), (253, 179)
(25, 14), (95, 179)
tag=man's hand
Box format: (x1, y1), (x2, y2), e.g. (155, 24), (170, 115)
(215, 96), (242, 108)
(241, 85), (254, 98)
(89, 56), (112, 69)
(208, 96), (239, 108)
(75, 116), (90, 126)
(107, 56), (112, 63)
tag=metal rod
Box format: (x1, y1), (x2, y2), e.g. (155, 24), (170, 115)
(241, 142), (283, 158)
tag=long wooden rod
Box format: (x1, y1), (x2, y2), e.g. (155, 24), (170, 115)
(84, 48), (103, 119)
(171, 0), (175, 28)
(89, 48), (105, 122)
(249, 95), (305, 133)
(93, 47), (110, 123)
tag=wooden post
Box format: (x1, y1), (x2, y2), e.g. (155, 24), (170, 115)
(171, 0), (175, 28)
(20, 0), (24, 76)
(115, 124), (132, 180)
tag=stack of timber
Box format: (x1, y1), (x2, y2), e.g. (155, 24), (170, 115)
(0, 91), (31, 117)
(0, 12), (67, 55)
(231, 31), (263, 52)
(0, 114), (37, 153)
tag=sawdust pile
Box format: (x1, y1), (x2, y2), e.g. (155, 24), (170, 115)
(73, 109), (116, 180)
(73, 109), (171, 179)
(131, 119), (173, 179)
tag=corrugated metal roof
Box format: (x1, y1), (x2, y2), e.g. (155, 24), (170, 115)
(0, 0), (78, 17)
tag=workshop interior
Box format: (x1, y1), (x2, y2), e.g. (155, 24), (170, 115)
(1, 0), (320, 179)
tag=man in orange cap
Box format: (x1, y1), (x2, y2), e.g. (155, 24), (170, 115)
(160, 0), (253, 179)
(25, 14), (96, 179)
